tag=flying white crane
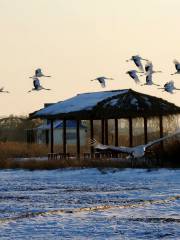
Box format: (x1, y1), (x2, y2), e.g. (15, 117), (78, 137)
(141, 73), (160, 86)
(90, 130), (180, 159)
(159, 81), (180, 94)
(126, 55), (149, 71)
(144, 61), (162, 75)
(0, 87), (9, 93)
(29, 68), (51, 78)
(91, 76), (114, 88)
(28, 77), (51, 93)
(126, 70), (143, 84)
(171, 60), (180, 75)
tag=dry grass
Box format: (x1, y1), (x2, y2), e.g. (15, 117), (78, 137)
(0, 140), (179, 170)
(0, 142), (49, 159)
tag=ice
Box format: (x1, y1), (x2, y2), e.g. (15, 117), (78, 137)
(0, 169), (179, 239)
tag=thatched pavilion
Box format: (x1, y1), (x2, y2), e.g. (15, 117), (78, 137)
(30, 89), (180, 158)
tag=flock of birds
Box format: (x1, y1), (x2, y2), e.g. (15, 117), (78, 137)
(0, 68), (51, 94)
(1, 55), (180, 94)
(91, 55), (180, 94)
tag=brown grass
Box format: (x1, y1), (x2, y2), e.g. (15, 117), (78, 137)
(0, 140), (179, 170)
(0, 142), (49, 159)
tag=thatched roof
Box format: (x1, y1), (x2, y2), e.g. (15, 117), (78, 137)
(30, 89), (180, 120)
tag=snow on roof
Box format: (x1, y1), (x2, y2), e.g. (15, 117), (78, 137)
(36, 120), (86, 130)
(34, 89), (129, 117)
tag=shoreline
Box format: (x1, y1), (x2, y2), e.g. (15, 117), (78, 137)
(0, 157), (179, 170)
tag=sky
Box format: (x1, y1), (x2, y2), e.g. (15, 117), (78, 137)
(0, 0), (180, 116)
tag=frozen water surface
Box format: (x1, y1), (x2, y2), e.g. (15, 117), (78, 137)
(0, 168), (179, 239)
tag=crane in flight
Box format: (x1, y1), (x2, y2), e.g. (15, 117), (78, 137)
(171, 60), (180, 75)
(90, 130), (180, 159)
(0, 87), (10, 93)
(126, 55), (149, 71)
(126, 70), (143, 84)
(28, 77), (51, 93)
(29, 68), (51, 78)
(144, 61), (162, 75)
(91, 76), (114, 88)
(159, 81), (180, 94)
(141, 73), (160, 86)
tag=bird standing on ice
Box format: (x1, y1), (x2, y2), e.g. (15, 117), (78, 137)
(91, 76), (114, 88)
(126, 70), (142, 84)
(171, 60), (180, 75)
(30, 68), (51, 78)
(126, 55), (149, 71)
(0, 87), (9, 93)
(28, 77), (51, 92)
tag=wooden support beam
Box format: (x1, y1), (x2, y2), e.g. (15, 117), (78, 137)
(63, 119), (67, 155)
(105, 119), (108, 145)
(76, 120), (80, 158)
(144, 117), (148, 144)
(159, 115), (163, 138)
(50, 119), (54, 154)
(45, 130), (49, 145)
(115, 119), (118, 146)
(101, 119), (105, 144)
(159, 115), (164, 149)
(90, 119), (94, 156)
(129, 117), (133, 147)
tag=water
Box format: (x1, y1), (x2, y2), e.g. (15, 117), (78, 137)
(0, 168), (179, 239)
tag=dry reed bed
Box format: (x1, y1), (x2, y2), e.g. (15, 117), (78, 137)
(0, 141), (179, 170)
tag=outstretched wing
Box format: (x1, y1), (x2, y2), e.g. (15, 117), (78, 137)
(173, 60), (180, 71)
(145, 130), (180, 150)
(98, 78), (106, 88)
(146, 73), (153, 85)
(35, 68), (42, 76)
(33, 78), (40, 89)
(129, 71), (140, 84)
(89, 139), (133, 155)
(133, 56), (144, 71)
(145, 62), (153, 73)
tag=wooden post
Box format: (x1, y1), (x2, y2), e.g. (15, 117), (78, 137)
(144, 117), (148, 144)
(50, 119), (54, 154)
(105, 119), (108, 145)
(90, 119), (94, 156)
(159, 115), (164, 149)
(45, 130), (49, 145)
(76, 120), (80, 158)
(115, 119), (118, 146)
(129, 117), (133, 147)
(101, 119), (105, 144)
(63, 119), (67, 155)
(159, 115), (163, 138)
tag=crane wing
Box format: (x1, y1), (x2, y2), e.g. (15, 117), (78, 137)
(90, 139), (133, 155)
(128, 71), (139, 83)
(134, 59), (144, 71)
(99, 79), (106, 88)
(35, 68), (42, 76)
(146, 74), (153, 85)
(33, 78), (40, 88)
(145, 62), (153, 73)
(173, 60), (180, 71)
(145, 130), (180, 150)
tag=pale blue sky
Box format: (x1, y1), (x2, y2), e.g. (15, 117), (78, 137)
(0, 0), (180, 115)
